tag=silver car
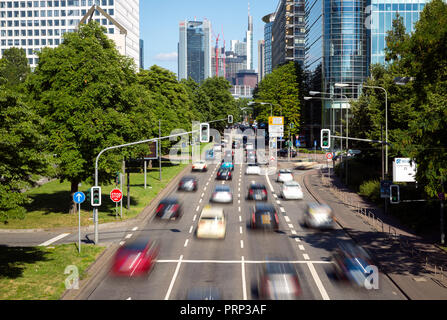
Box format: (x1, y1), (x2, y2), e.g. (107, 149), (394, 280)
(276, 169), (293, 183)
(303, 203), (335, 229)
(280, 181), (304, 200)
(210, 185), (233, 204)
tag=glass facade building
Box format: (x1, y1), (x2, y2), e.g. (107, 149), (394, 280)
(0, 0), (140, 69)
(262, 13), (274, 75)
(178, 20), (212, 83)
(370, 0), (428, 65)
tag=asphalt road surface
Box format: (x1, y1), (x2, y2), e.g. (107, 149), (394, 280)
(84, 161), (406, 301)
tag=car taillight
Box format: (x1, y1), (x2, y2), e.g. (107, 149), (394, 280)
(262, 190), (267, 195)
(172, 204), (179, 212)
(212, 193), (217, 198)
(249, 190), (254, 195)
(217, 172), (221, 176)
(156, 205), (164, 213)
(274, 212), (279, 225)
(293, 276), (301, 296)
(252, 212), (256, 225)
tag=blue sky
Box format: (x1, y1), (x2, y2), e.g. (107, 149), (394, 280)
(140, 0), (277, 75)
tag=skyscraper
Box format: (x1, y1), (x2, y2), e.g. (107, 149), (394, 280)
(178, 19), (212, 83)
(269, 0), (306, 70)
(140, 39), (144, 70)
(258, 40), (265, 82)
(262, 13), (275, 76)
(0, 0), (140, 69)
(245, 1), (254, 70)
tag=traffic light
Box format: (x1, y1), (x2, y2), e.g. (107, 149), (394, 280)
(228, 115), (233, 124)
(321, 129), (331, 149)
(86, 188), (91, 204)
(390, 185), (400, 204)
(91, 186), (102, 207)
(116, 172), (121, 185)
(200, 123), (210, 143)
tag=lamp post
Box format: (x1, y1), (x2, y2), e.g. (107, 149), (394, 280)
(335, 83), (389, 177)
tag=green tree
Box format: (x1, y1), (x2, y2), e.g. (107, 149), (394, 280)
(253, 61), (304, 137)
(26, 21), (141, 214)
(0, 47), (31, 89)
(0, 88), (49, 222)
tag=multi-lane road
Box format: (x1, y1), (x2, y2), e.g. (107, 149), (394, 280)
(84, 160), (406, 300)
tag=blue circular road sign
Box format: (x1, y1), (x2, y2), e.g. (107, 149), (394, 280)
(74, 192), (86, 204)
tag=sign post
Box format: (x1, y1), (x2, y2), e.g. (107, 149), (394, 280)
(73, 192), (86, 253)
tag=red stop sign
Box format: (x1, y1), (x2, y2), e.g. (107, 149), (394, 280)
(110, 189), (123, 203)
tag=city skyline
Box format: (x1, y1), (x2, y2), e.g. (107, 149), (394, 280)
(141, 0), (275, 74)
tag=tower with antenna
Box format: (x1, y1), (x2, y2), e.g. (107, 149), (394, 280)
(246, 1), (254, 70)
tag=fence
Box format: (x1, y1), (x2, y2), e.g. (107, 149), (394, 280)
(318, 169), (447, 286)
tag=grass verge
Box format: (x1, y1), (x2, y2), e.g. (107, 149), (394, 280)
(0, 243), (105, 300)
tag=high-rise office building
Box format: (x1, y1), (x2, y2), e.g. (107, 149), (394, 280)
(245, 2), (253, 70)
(0, 0), (140, 69)
(139, 38), (144, 69)
(178, 19), (212, 83)
(258, 40), (265, 82)
(270, 0), (306, 70)
(370, 0), (429, 65)
(262, 12), (275, 76)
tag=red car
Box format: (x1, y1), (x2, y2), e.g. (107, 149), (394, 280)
(111, 238), (159, 277)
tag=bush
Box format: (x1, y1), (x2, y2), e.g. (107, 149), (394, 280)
(359, 180), (381, 202)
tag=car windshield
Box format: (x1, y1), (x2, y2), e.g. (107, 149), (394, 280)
(284, 182), (300, 187)
(250, 185), (266, 190)
(123, 240), (149, 251)
(215, 186), (230, 192)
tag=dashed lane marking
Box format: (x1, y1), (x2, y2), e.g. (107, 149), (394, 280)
(284, 216), (290, 222)
(299, 245), (305, 251)
(184, 239), (189, 248)
(125, 234), (133, 239)
(189, 226), (194, 234)
(303, 254), (310, 260)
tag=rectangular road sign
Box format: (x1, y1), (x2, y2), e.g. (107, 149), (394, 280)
(269, 117), (284, 126)
(144, 141), (159, 160)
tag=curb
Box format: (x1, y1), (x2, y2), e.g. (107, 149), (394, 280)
(59, 164), (192, 300)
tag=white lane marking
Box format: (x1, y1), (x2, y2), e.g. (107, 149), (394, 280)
(39, 233), (70, 247)
(240, 240), (244, 249)
(295, 238), (301, 243)
(189, 226), (194, 234)
(119, 241), (125, 246)
(199, 199), (203, 203)
(238, 200), (241, 204)
(288, 224), (294, 229)
(125, 234), (133, 239)
(157, 259), (333, 264)
(164, 255), (184, 300)
(127, 297), (132, 300)
(196, 206), (200, 212)
(307, 262), (330, 300)
(204, 187), (207, 191)
(291, 230), (297, 235)
(273, 194), (278, 199)
(241, 256), (247, 300)
(265, 173), (275, 192)
(284, 216), (290, 222)
(276, 200), (281, 205)
(238, 207), (241, 212)
(303, 254), (310, 260)
(299, 245), (305, 251)
(240, 226), (243, 234)
(193, 215), (197, 222)
(280, 207), (286, 213)
(132, 227), (138, 231)
(239, 216), (242, 222)
(184, 239), (189, 248)
(201, 193), (205, 197)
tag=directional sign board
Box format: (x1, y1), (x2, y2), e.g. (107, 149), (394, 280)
(73, 192), (86, 204)
(269, 117), (284, 126)
(110, 189), (123, 203)
(393, 158), (417, 183)
(144, 141), (158, 160)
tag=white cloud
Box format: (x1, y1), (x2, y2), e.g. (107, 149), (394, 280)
(154, 52), (178, 61)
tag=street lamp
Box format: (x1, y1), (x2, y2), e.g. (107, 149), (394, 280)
(335, 82), (389, 177)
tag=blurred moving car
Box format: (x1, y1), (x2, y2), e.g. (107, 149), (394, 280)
(246, 150), (257, 164)
(220, 161), (234, 171)
(186, 287), (222, 300)
(332, 242), (374, 288)
(213, 144), (222, 152)
(256, 260), (301, 300)
(303, 203), (335, 229)
(280, 181), (303, 200)
(246, 142), (255, 151)
(250, 203), (279, 231)
(246, 163), (261, 175)
(178, 176), (198, 192)
(111, 238), (159, 277)
(247, 182), (268, 201)
(155, 198), (183, 221)
(211, 185), (233, 203)
(192, 160), (207, 172)
(276, 169), (294, 183)
(277, 148), (297, 158)
(216, 167), (232, 180)
(295, 159), (318, 170)
(205, 149), (215, 160)
(196, 206), (226, 239)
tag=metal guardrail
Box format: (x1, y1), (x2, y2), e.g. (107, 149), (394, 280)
(319, 173), (447, 286)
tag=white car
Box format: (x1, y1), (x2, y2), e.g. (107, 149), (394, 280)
(303, 203), (335, 229)
(280, 181), (304, 200)
(276, 169), (293, 183)
(192, 160), (207, 172)
(246, 143), (254, 151)
(196, 206), (226, 239)
(210, 185), (233, 203)
(246, 164), (261, 175)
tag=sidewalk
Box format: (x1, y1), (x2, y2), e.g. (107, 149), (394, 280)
(304, 168), (447, 300)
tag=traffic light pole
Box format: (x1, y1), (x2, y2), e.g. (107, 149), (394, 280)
(93, 130), (200, 245)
